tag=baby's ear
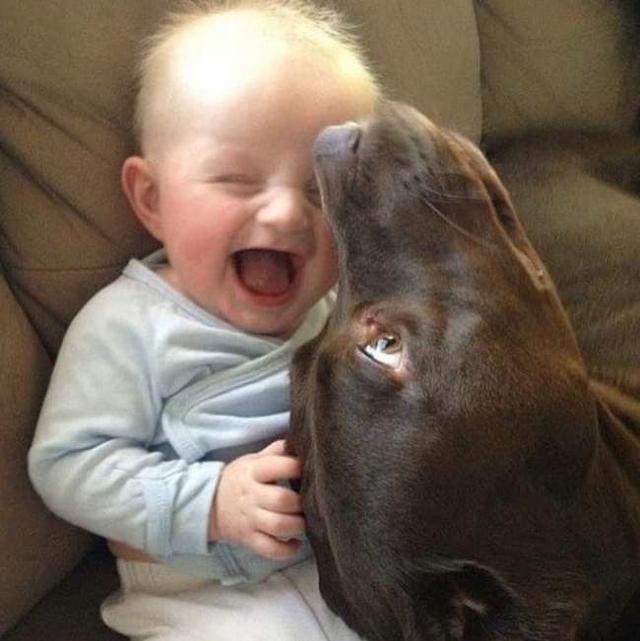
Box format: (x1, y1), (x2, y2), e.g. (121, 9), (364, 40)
(121, 156), (163, 241)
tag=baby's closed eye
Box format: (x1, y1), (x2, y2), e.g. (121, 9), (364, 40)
(209, 174), (262, 196)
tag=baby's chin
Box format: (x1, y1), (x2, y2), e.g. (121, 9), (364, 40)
(225, 307), (304, 339)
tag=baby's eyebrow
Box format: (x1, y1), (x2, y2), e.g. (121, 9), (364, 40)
(200, 149), (258, 172)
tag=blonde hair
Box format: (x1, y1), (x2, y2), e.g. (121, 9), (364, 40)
(133, 0), (380, 155)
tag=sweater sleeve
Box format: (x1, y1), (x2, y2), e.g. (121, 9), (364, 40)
(27, 286), (221, 559)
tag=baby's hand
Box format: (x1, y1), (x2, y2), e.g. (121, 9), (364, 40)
(209, 439), (305, 560)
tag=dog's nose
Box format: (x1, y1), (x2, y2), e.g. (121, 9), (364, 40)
(313, 121), (361, 158)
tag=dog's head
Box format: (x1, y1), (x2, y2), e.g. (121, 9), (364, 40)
(288, 101), (599, 640)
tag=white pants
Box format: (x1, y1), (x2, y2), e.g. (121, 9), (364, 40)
(101, 559), (365, 641)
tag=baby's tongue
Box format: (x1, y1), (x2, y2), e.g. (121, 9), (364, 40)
(235, 249), (293, 296)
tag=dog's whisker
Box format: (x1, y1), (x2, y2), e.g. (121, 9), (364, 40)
(421, 199), (489, 248)
(418, 185), (486, 202)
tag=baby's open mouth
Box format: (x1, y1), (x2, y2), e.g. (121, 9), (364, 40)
(233, 249), (297, 297)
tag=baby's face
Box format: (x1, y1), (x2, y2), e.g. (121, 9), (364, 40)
(148, 56), (373, 337)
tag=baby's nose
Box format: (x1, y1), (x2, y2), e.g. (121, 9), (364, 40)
(257, 189), (311, 234)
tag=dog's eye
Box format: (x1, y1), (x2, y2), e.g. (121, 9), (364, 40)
(359, 333), (403, 368)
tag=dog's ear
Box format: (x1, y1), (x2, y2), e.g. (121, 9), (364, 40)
(443, 133), (549, 291)
(411, 560), (541, 641)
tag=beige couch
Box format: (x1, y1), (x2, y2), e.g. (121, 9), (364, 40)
(1, 1), (638, 639)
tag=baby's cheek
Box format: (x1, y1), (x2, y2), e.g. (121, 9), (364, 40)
(167, 231), (211, 269)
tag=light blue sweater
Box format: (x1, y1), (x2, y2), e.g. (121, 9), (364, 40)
(28, 250), (333, 584)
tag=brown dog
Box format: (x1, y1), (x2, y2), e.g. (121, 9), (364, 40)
(287, 101), (640, 641)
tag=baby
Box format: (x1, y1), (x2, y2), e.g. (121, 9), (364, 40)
(28, 1), (378, 639)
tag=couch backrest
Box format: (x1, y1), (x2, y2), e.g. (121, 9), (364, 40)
(0, 1), (167, 356)
(476, 0), (640, 141)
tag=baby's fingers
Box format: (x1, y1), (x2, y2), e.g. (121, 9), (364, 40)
(257, 484), (302, 514)
(253, 453), (302, 484)
(248, 531), (302, 560)
(255, 509), (305, 540)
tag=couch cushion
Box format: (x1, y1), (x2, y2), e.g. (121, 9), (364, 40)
(0, 276), (93, 634)
(337, 0), (482, 141)
(489, 134), (640, 406)
(0, 0), (164, 355)
(2, 542), (122, 641)
(477, 0), (640, 140)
